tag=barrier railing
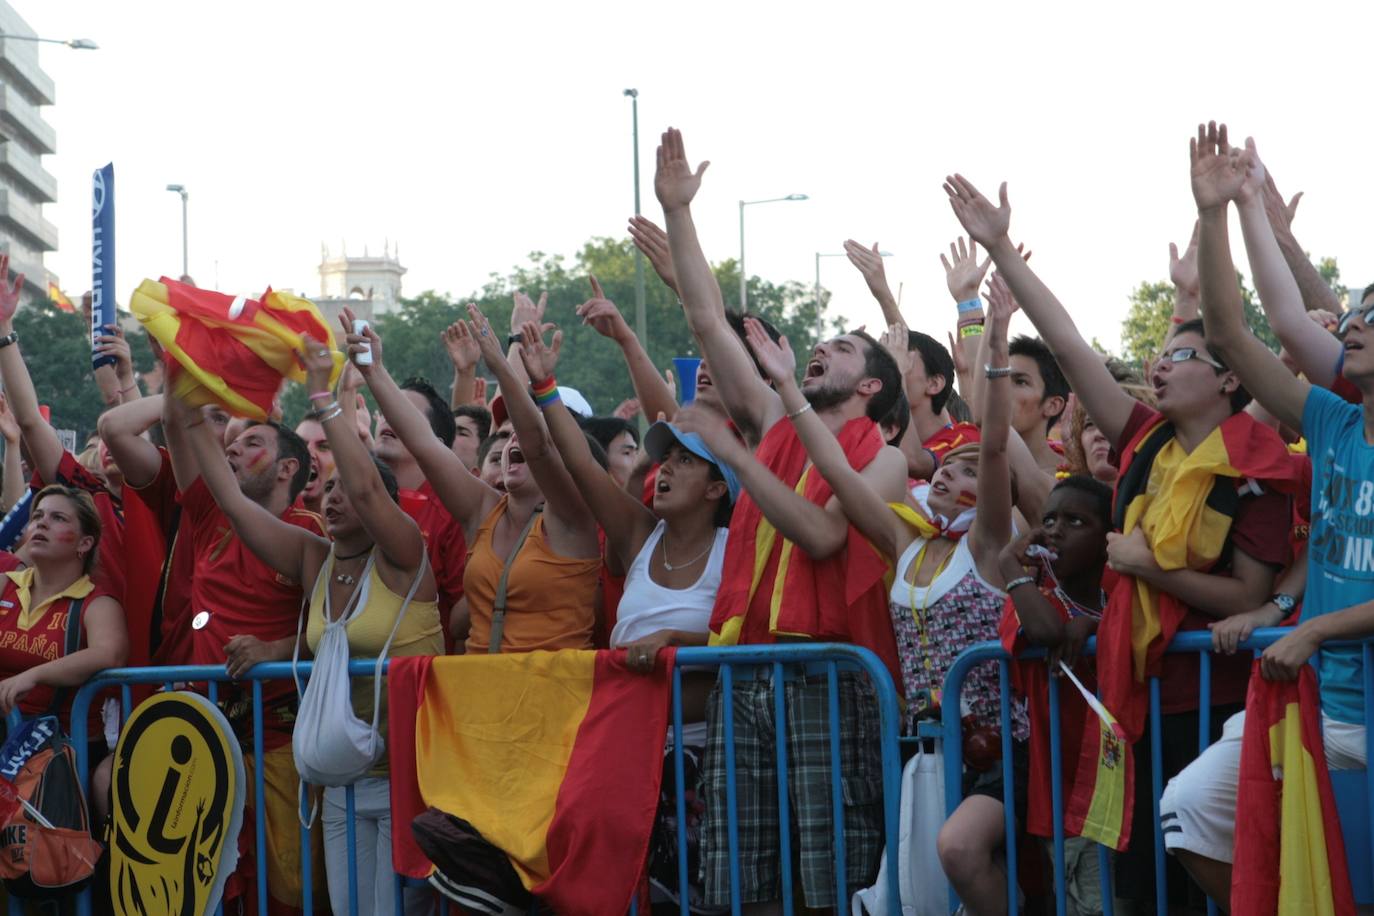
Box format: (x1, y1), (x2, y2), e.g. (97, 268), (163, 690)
(939, 628), (1374, 916)
(60, 643), (903, 916)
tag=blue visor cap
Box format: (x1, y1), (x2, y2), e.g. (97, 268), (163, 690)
(643, 421), (740, 504)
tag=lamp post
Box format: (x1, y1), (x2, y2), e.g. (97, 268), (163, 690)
(814, 249), (892, 338)
(623, 90), (647, 378)
(738, 194), (807, 311)
(166, 185), (188, 280)
(0, 32), (99, 50)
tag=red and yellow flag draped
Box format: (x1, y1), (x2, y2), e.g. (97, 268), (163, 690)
(1232, 664), (1356, 915)
(130, 277), (342, 420)
(1065, 410), (1300, 850)
(388, 651), (674, 916)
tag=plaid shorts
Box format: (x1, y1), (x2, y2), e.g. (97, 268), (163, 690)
(699, 667), (884, 908)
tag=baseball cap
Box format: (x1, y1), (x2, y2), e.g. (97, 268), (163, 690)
(643, 421), (740, 504)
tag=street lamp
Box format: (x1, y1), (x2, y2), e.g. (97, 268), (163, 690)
(815, 249), (892, 338)
(0, 32), (99, 50)
(623, 89), (648, 433)
(738, 194), (807, 311)
(166, 185), (188, 280)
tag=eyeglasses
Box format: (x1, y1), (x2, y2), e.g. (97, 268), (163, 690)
(1336, 305), (1374, 340)
(1160, 346), (1226, 371)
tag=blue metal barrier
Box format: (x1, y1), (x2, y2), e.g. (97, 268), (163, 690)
(62, 643), (903, 916)
(938, 629), (1374, 916)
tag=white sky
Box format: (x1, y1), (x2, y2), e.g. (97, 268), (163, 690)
(17, 0), (1374, 353)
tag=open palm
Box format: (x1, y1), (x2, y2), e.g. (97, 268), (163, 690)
(654, 128), (710, 212)
(1190, 122), (1246, 210)
(0, 255), (23, 326)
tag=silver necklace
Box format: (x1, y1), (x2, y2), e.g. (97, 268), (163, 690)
(661, 530), (713, 571)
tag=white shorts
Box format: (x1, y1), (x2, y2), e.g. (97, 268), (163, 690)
(1159, 709), (1365, 863)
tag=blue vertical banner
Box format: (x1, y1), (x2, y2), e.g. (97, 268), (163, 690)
(91, 163), (116, 369)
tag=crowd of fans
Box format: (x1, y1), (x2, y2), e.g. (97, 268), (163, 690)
(0, 117), (1368, 915)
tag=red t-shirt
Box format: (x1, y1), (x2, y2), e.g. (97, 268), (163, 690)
(0, 557), (109, 739)
(123, 451), (195, 667)
(399, 482), (466, 652)
(1114, 403), (1292, 713)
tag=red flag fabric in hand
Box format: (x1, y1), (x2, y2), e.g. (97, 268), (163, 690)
(131, 277), (342, 420)
(1232, 662), (1356, 915)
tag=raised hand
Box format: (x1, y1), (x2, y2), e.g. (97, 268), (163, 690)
(844, 239), (889, 289)
(516, 320), (562, 382)
(339, 306), (382, 374)
(94, 324), (134, 374)
(298, 334), (336, 394)
(441, 320), (480, 373)
(0, 393), (19, 444)
(880, 321), (912, 376)
(672, 403), (742, 461)
(466, 303), (511, 368)
(939, 236), (992, 303)
(742, 317), (796, 387)
(1190, 121), (1248, 211)
(984, 272), (1019, 325)
(942, 175), (1011, 248)
(627, 216), (679, 294)
(0, 254), (23, 327)
(510, 290), (547, 335)
(575, 276), (631, 342)
(613, 399), (640, 421)
(1168, 221), (1201, 299)
(472, 376), (489, 407)
(1236, 137), (1266, 204)
(1262, 168), (1303, 235)
(654, 128), (710, 213)
(338, 359), (365, 398)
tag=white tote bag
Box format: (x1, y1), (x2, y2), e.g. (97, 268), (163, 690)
(291, 549), (427, 790)
(852, 741), (951, 916)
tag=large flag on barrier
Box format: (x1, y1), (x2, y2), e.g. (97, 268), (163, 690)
(1231, 663), (1355, 915)
(388, 650), (673, 915)
(130, 277), (343, 420)
(1065, 410), (1299, 849)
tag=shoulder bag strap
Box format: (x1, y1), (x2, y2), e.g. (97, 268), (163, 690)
(367, 549), (429, 732)
(45, 594), (88, 719)
(489, 505), (543, 655)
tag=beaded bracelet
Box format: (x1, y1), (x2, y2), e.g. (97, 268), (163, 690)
(1004, 575), (1036, 592)
(531, 376), (560, 410)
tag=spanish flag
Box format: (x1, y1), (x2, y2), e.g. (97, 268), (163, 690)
(1065, 409), (1300, 849)
(707, 417), (901, 691)
(130, 277), (343, 420)
(46, 283), (74, 313)
(1231, 663), (1356, 915)
(388, 651), (673, 915)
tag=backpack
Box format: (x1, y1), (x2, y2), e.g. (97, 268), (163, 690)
(412, 807), (539, 916)
(0, 715), (102, 898)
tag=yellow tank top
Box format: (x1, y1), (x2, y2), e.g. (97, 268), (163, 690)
(463, 496), (599, 654)
(306, 552), (443, 775)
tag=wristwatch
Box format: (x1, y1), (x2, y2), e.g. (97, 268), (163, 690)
(1269, 593), (1297, 614)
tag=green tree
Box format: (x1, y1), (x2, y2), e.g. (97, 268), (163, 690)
(1118, 273), (1281, 368)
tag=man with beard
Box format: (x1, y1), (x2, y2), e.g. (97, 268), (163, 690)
(655, 127), (906, 914)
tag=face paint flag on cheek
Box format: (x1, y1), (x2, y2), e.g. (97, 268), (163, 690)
(130, 278), (344, 421)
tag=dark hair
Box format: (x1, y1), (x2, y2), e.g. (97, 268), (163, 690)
(584, 433), (610, 471)
(1009, 335), (1071, 427)
(851, 329), (903, 423)
(1051, 475), (1113, 532)
(724, 310), (782, 379)
(402, 377), (458, 447)
(907, 330), (955, 414)
(1173, 319), (1252, 413)
(255, 420), (312, 502)
(580, 416), (640, 452)
(33, 485), (102, 574)
(477, 431), (509, 467)
(451, 404), (492, 442)
(1361, 283), (1374, 306)
(372, 456), (400, 503)
(879, 388), (910, 447)
(945, 390), (973, 424)
(709, 464), (734, 528)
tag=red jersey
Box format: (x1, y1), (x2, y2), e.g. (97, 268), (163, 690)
(399, 481), (466, 652)
(123, 451), (194, 666)
(0, 561), (109, 739)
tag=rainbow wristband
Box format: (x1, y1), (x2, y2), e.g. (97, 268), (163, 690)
(531, 377), (560, 410)
(956, 297), (982, 314)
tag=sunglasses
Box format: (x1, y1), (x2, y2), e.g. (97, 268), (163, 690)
(1336, 305), (1374, 340)
(1159, 346), (1226, 371)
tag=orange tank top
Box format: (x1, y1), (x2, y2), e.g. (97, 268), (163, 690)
(463, 496), (599, 654)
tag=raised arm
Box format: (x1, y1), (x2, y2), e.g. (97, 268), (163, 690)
(881, 324), (937, 481)
(466, 306), (597, 549)
(165, 391), (321, 581)
(0, 394), (24, 512)
(442, 319), (480, 409)
(1190, 123), (1309, 432)
(844, 239), (902, 326)
(96, 395), (166, 489)
(0, 255), (63, 483)
(299, 337), (427, 578)
(968, 290), (1015, 579)
(655, 128), (782, 438)
(627, 216), (680, 298)
(575, 277), (679, 423)
(1232, 152), (1342, 387)
(514, 321), (658, 567)
(940, 237), (994, 421)
(1163, 223), (1200, 349)
(727, 319), (908, 559)
(1263, 169), (1346, 319)
(340, 308), (500, 539)
(943, 177), (1138, 447)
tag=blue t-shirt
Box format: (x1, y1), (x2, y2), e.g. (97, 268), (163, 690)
(1303, 385), (1374, 724)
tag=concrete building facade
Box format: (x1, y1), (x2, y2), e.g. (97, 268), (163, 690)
(314, 241), (406, 327)
(0, 2), (59, 306)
